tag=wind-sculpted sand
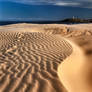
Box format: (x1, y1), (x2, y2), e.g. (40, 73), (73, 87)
(58, 39), (92, 92)
(0, 32), (72, 92)
(0, 23), (92, 92)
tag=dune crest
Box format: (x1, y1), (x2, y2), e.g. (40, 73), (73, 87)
(58, 39), (92, 92)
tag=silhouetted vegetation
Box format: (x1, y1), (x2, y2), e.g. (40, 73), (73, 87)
(61, 18), (91, 23)
(0, 18), (92, 26)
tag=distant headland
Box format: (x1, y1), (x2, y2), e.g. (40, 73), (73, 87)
(0, 17), (92, 26)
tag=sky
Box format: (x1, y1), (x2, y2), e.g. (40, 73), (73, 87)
(0, 0), (92, 21)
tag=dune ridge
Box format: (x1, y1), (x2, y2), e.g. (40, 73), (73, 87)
(58, 39), (92, 92)
(0, 32), (73, 92)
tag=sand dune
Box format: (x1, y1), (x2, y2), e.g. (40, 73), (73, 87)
(58, 39), (92, 92)
(0, 23), (92, 92)
(0, 32), (72, 92)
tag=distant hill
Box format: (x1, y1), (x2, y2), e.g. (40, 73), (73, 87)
(0, 18), (92, 26)
(88, 19), (92, 22)
(60, 18), (92, 23)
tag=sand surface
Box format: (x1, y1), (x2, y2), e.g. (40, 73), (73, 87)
(0, 23), (92, 92)
(58, 39), (92, 92)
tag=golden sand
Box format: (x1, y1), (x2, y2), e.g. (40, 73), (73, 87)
(0, 23), (92, 92)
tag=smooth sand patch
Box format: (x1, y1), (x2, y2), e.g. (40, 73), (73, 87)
(58, 39), (92, 92)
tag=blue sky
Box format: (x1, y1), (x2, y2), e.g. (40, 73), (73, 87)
(0, 0), (92, 21)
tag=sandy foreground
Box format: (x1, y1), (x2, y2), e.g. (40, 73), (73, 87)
(0, 23), (92, 92)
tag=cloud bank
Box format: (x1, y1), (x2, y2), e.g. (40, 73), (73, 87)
(0, 0), (92, 8)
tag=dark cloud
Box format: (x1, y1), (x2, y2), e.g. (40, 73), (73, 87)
(0, 0), (92, 8)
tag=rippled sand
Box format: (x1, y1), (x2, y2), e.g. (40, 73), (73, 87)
(0, 23), (92, 92)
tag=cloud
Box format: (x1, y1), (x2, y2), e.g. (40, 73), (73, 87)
(54, 2), (80, 6)
(0, 0), (92, 8)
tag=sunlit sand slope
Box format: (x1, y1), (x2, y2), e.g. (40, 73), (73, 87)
(58, 39), (92, 92)
(0, 32), (72, 92)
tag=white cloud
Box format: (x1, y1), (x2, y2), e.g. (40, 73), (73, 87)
(54, 2), (80, 6)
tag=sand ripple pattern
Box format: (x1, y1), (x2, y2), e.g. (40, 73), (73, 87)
(0, 32), (72, 92)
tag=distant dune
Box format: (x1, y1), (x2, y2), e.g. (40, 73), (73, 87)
(0, 23), (92, 92)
